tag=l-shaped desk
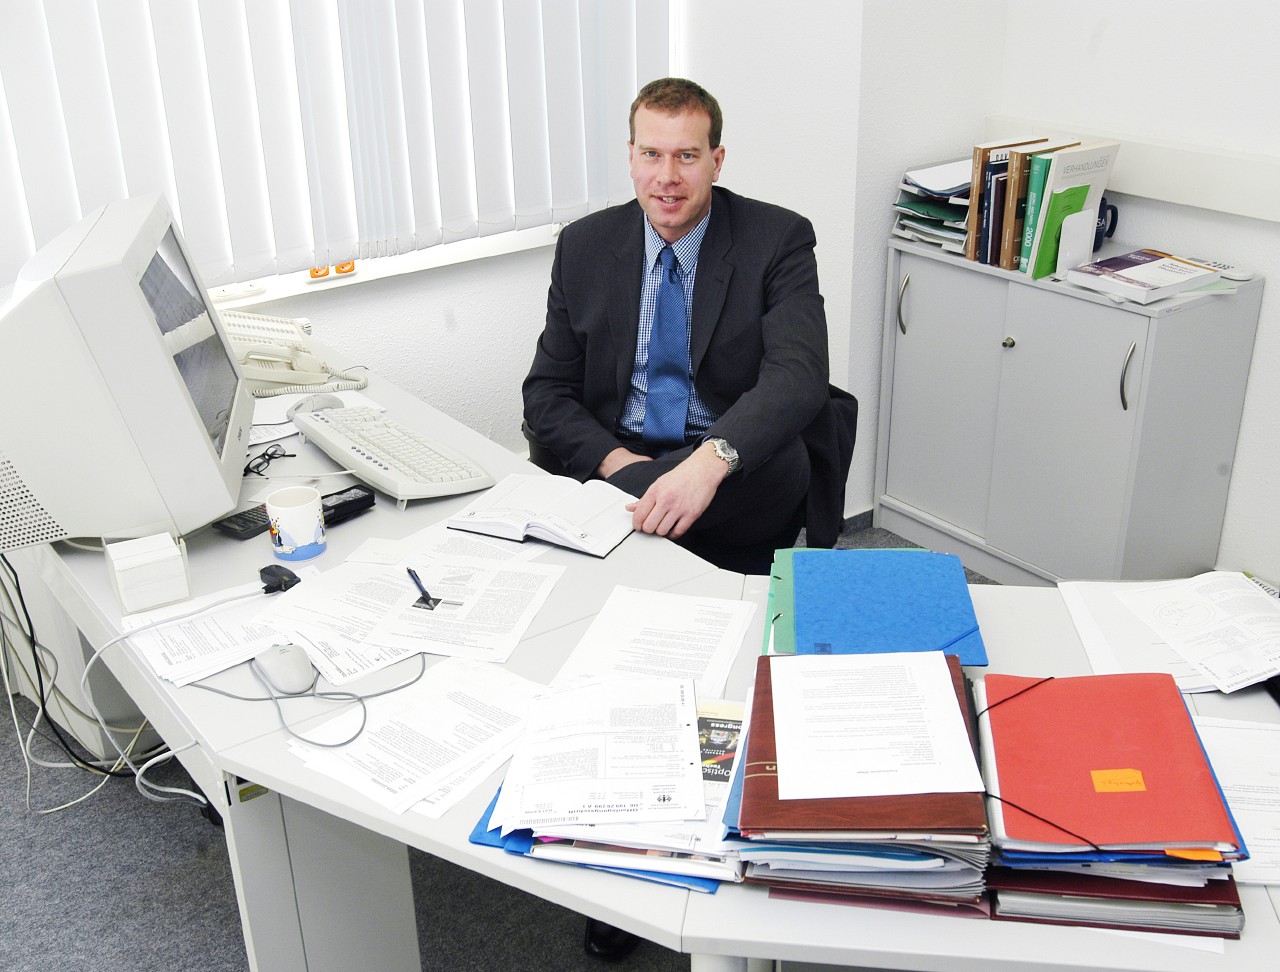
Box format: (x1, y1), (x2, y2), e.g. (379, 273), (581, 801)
(13, 370), (1280, 972)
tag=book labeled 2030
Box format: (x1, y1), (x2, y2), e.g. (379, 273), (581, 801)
(1066, 249), (1222, 304)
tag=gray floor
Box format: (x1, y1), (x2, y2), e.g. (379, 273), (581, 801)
(0, 525), (992, 972)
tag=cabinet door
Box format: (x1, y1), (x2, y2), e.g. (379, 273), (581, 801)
(883, 253), (1006, 536)
(985, 286), (1148, 579)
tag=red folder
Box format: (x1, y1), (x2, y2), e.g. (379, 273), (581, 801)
(983, 673), (1240, 854)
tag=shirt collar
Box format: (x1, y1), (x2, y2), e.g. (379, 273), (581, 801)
(643, 208), (711, 272)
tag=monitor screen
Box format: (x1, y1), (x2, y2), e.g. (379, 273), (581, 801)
(141, 229), (240, 455)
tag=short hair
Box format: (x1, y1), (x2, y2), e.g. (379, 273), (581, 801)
(629, 77), (723, 149)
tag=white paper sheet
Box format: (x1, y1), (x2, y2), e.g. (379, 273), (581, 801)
(552, 586), (753, 699)
(289, 657), (538, 814)
(770, 652), (984, 800)
(123, 582), (286, 685)
(1193, 716), (1280, 885)
(493, 676), (704, 831)
(1115, 572), (1280, 693)
(365, 557), (563, 663)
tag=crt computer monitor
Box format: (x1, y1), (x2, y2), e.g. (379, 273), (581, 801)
(0, 194), (255, 552)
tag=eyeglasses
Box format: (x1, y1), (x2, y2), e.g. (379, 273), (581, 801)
(243, 443), (296, 477)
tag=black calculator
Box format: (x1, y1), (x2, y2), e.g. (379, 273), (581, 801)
(212, 504), (272, 540)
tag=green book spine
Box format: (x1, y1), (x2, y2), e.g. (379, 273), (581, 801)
(1030, 183), (1090, 279)
(1018, 154), (1053, 273)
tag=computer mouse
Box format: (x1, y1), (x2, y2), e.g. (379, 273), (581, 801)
(252, 643), (317, 695)
(286, 393), (345, 418)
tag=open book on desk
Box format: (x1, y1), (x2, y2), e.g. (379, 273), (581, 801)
(447, 473), (635, 557)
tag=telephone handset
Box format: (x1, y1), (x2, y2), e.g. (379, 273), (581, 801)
(220, 310), (368, 398)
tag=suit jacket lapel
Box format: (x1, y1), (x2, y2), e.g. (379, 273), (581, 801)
(690, 190), (732, 374)
(608, 207), (645, 406)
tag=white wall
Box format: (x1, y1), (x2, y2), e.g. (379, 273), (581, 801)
(255, 0), (1280, 579)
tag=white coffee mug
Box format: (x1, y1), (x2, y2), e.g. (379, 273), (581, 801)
(265, 486), (326, 561)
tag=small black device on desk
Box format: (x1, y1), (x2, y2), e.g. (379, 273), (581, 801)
(212, 484), (375, 540)
(1264, 674), (1280, 710)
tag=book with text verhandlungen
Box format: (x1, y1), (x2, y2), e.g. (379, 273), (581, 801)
(1065, 249), (1223, 303)
(446, 473), (634, 556)
(1025, 140), (1122, 279)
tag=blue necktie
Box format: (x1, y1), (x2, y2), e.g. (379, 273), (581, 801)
(642, 245), (691, 447)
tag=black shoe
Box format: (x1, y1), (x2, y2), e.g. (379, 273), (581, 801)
(584, 918), (640, 961)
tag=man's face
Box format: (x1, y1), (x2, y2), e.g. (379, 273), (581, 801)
(628, 105), (725, 245)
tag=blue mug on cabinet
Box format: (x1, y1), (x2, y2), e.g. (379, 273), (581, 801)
(1094, 196), (1118, 252)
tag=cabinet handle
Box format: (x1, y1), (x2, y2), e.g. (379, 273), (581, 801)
(1002, 337), (1015, 348)
(1119, 340), (1136, 411)
(896, 273), (910, 334)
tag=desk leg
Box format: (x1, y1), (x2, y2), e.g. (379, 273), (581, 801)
(223, 777), (422, 972)
(691, 956), (774, 972)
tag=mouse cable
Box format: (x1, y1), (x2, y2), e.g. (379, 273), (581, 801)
(79, 586), (273, 806)
(195, 650), (429, 749)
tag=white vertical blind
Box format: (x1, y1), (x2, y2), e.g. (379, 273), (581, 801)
(0, 0), (670, 287)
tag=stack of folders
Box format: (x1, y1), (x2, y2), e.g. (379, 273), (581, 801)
(726, 653), (992, 915)
(763, 548), (988, 667)
(977, 672), (1248, 938)
(891, 158), (971, 254)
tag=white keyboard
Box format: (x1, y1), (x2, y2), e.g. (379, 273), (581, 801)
(291, 406), (495, 506)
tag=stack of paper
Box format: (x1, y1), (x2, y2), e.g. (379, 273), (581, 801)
(763, 548), (988, 667)
(726, 653), (991, 914)
(977, 672), (1247, 937)
(892, 158), (970, 254)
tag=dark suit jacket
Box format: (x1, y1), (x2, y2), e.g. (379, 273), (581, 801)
(522, 186), (830, 483)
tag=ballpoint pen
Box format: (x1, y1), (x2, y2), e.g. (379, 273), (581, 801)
(405, 566), (431, 600)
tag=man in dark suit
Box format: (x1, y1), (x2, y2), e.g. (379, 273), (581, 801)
(522, 77), (830, 560)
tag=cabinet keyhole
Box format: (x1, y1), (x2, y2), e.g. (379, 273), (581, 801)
(1002, 337), (1016, 348)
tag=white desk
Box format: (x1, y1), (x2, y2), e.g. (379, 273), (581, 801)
(18, 373), (1280, 972)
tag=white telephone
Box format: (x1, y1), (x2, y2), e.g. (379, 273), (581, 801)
(220, 310), (368, 398)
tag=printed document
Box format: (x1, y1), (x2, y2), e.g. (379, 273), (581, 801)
(1060, 581), (1214, 693)
(493, 676), (704, 832)
(1114, 571), (1280, 692)
(365, 557), (562, 662)
(124, 582), (286, 685)
(289, 657), (538, 815)
(770, 652), (984, 800)
(552, 586), (753, 698)
(1193, 717), (1280, 886)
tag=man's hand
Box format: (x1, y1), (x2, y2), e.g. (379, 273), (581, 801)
(597, 447), (652, 479)
(626, 442), (730, 539)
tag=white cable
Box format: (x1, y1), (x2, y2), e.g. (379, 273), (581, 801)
(78, 587), (266, 805)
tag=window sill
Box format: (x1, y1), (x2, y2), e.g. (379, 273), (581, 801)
(207, 223), (562, 310)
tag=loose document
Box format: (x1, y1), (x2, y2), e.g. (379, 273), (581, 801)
(770, 651), (985, 801)
(122, 582), (287, 685)
(553, 586), (753, 699)
(1113, 571), (1280, 693)
(491, 676), (704, 833)
(288, 657), (539, 815)
(1193, 716), (1280, 886)
(257, 556), (563, 684)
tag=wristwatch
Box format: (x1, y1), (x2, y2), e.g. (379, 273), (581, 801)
(706, 437), (741, 475)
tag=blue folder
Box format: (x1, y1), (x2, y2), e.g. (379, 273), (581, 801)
(791, 549), (988, 666)
(468, 789), (721, 893)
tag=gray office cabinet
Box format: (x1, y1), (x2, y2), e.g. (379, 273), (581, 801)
(874, 239), (1263, 586)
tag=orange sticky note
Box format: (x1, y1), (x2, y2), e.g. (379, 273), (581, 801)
(1091, 768), (1146, 793)
(309, 266), (330, 278)
(1165, 847), (1224, 862)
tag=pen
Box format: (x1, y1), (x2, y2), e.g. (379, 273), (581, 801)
(406, 566), (431, 600)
